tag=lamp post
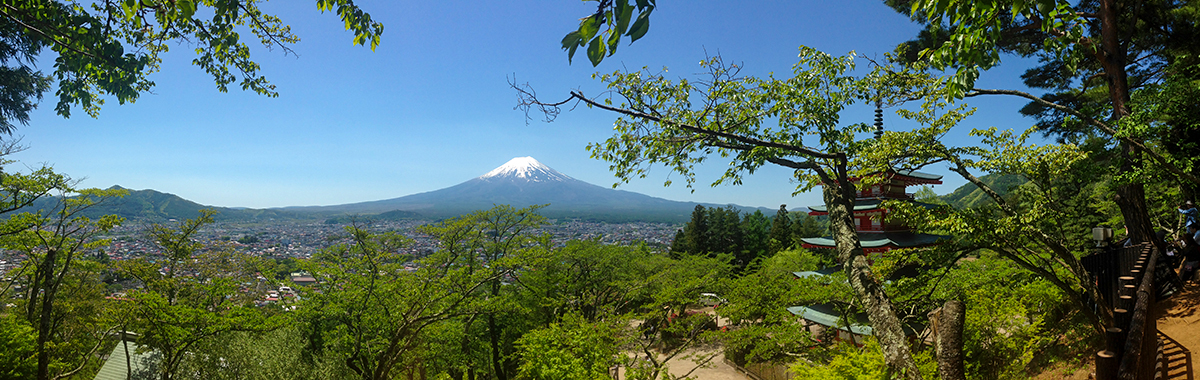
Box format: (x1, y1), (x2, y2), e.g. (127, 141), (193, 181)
(1093, 226), (1114, 247)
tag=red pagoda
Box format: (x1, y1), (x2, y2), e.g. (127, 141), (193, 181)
(799, 169), (945, 254)
(787, 104), (943, 344)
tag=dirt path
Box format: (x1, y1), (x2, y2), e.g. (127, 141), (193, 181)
(613, 348), (749, 380)
(662, 349), (747, 380)
(1154, 284), (1200, 380)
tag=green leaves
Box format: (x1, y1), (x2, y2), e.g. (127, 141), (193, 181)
(579, 14), (602, 41)
(0, 315), (37, 378)
(562, 1), (654, 66)
(515, 313), (621, 380)
(907, 0), (1086, 98)
(316, 0), (385, 50)
(587, 34), (606, 66)
(302, 205), (549, 378)
(176, 0), (197, 19)
(581, 47), (892, 193)
(627, 8), (651, 43)
(5, 0), (382, 122)
(561, 31), (582, 64)
(120, 214), (281, 380)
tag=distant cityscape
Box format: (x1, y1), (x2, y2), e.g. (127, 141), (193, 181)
(0, 218), (680, 282)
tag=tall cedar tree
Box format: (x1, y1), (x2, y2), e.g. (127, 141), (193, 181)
(768, 205), (793, 254)
(683, 205), (709, 255)
(895, 0), (1200, 243)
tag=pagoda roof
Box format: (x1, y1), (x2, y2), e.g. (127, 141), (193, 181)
(845, 169), (943, 185)
(808, 199), (884, 213)
(807, 198), (941, 214)
(894, 169), (943, 182)
(799, 231), (946, 250)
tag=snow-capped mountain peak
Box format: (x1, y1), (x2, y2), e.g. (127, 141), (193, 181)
(479, 157), (572, 182)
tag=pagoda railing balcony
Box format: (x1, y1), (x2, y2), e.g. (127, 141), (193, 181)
(855, 226), (913, 233)
(854, 192), (915, 200)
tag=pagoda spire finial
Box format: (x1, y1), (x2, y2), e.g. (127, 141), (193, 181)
(873, 96), (884, 140)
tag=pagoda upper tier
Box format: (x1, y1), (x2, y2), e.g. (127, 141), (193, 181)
(800, 169), (945, 254)
(848, 169), (943, 199)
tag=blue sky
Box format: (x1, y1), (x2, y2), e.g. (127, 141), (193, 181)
(11, 0), (1036, 210)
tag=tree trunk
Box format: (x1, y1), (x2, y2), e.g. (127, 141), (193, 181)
(487, 276), (506, 380)
(1114, 154), (1156, 245)
(1098, 0), (1157, 246)
(488, 314), (504, 380)
(36, 285), (53, 380)
(934, 300), (966, 380)
(35, 249), (58, 380)
(823, 179), (923, 380)
(123, 332), (132, 380)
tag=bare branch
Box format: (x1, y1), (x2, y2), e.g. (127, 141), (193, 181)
(510, 78), (574, 124)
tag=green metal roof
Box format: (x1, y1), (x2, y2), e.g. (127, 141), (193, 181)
(788, 303), (925, 337)
(787, 304), (874, 336)
(792, 265), (843, 279)
(93, 341), (161, 380)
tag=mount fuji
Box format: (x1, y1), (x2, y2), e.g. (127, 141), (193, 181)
(292, 157), (764, 222)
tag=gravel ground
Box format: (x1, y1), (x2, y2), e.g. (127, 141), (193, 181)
(614, 348), (750, 380)
(1154, 283), (1200, 380)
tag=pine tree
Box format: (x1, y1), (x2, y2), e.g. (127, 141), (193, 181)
(705, 207), (743, 256)
(768, 205), (792, 254)
(793, 214), (824, 240)
(683, 205), (709, 254)
(669, 229), (688, 258)
(740, 210), (771, 273)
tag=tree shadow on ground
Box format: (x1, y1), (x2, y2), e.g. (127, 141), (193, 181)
(1155, 284), (1200, 320)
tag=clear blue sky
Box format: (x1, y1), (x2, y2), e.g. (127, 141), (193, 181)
(11, 0), (1037, 210)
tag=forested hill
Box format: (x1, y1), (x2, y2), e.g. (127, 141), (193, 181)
(939, 173), (1027, 209)
(12, 186), (758, 224)
(15, 187), (313, 223)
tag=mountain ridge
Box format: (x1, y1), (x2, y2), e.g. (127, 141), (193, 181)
(15, 187), (309, 223)
(15, 157), (780, 223)
(278, 157), (772, 222)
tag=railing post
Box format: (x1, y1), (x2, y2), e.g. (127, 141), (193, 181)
(1094, 243), (1163, 380)
(1097, 350), (1118, 380)
(1106, 327), (1126, 359)
(1115, 308), (1131, 332)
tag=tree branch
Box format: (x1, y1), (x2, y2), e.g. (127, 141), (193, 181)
(566, 91), (840, 160)
(0, 5), (106, 63)
(967, 87), (1200, 186)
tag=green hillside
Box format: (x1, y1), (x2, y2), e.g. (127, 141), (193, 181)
(323, 209), (424, 224)
(939, 173), (1027, 209)
(16, 187), (314, 223)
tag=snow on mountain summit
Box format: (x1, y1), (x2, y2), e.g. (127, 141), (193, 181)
(479, 157), (572, 182)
